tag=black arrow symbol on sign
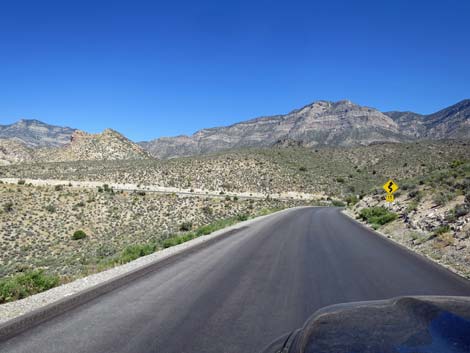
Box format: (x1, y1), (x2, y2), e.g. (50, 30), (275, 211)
(387, 181), (394, 193)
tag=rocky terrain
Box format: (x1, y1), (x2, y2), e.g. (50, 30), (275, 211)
(0, 139), (35, 165)
(141, 99), (470, 159)
(1, 141), (468, 197)
(0, 119), (75, 147)
(348, 160), (470, 278)
(0, 181), (303, 281)
(0, 129), (150, 164)
(35, 129), (151, 162)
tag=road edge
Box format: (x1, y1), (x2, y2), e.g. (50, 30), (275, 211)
(340, 209), (470, 281)
(0, 207), (299, 342)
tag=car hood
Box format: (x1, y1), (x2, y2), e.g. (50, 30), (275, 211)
(261, 296), (470, 353)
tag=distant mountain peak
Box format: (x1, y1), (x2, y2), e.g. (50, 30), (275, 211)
(0, 119), (76, 148)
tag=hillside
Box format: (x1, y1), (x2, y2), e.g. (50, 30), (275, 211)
(348, 159), (470, 278)
(141, 99), (470, 159)
(2, 141), (468, 197)
(0, 119), (76, 147)
(35, 129), (151, 162)
(0, 129), (151, 164)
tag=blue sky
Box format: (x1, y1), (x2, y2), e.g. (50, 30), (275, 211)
(1, 0), (469, 141)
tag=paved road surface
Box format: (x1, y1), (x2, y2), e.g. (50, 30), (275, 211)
(1, 207), (470, 353)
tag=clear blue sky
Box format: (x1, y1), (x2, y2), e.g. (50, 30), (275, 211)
(1, 0), (469, 141)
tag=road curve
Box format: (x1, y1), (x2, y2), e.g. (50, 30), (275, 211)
(1, 207), (470, 353)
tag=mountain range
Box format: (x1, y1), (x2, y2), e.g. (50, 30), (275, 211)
(0, 99), (468, 163)
(141, 99), (470, 158)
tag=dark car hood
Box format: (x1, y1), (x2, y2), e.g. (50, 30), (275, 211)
(261, 296), (470, 353)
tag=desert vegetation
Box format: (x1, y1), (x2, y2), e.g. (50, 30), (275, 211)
(0, 181), (304, 302)
(1, 141), (468, 197)
(350, 159), (470, 277)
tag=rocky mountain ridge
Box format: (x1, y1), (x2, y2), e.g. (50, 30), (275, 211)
(1, 99), (469, 162)
(141, 99), (470, 158)
(0, 119), (76, 147)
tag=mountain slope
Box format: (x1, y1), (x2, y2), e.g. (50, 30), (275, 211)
(385, 99), (470, 139)
(0, 119), (76, 147)
(36, 129), (151, 162)
(141, 100), (405, 159)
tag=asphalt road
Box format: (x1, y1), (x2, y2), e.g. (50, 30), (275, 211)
(1, 207), (470, 353)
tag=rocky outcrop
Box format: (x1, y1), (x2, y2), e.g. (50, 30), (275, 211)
(0, 129), (151, 164)
(36, 129), (151, 162)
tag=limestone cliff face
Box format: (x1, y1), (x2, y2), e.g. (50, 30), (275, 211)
(140, 100), (406, 159)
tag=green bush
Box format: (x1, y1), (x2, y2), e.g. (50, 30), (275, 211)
(72, 230), (87, 240)
(345, 195), (358, 206)
(118, 243), (157, 263)
(237, 213), (248, 221)
(359, 207), (398, 226)
(0, 270), (60, 303)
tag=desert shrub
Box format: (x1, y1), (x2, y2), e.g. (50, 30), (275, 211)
(332, 200), (345, 207)
(45, 204), (56, 213)
(433, 192), (455, 206)
(408, 190), (421, 200)
(0, 270), (60, 303)
(202, 206), (213, 216)
(359, 207), (397, 227)
(72, 230), (87, 240)
(345, 195), (358, 206)
(433, 225), (450, 236)
(237, 213), (248, 221)
(406, 201), (418, 214)
(3, 201), (13, 212)
(179, 222), (193, 231)
(118, 243), (157, 263)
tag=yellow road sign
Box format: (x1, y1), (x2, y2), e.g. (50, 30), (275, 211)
(385, 193), (394, 203)
(383, 179), (399, 194)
